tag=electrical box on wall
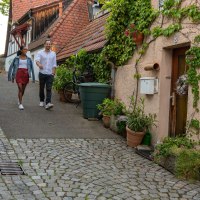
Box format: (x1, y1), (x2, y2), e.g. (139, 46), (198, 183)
(140, 77), (158, 95)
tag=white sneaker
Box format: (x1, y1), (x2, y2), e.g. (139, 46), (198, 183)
(19, 104), (24, 110)
(39, 102), (45, 107)
(45, 103), (54, 110)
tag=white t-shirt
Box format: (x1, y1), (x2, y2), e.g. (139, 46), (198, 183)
(19, 59), (27, 69)
(35, 50), (57, 75)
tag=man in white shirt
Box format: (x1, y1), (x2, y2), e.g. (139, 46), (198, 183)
(35, 39), (57, 110)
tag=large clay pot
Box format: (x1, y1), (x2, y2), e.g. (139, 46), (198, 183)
(102, 115), (111, 128)
(58, 90), (67, 102)
(126, 126), (145, 147)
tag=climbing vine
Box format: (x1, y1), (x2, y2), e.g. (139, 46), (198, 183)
(99, 0), (200, 124)
(186, 45), (200, 110)
(100, 0), (158, 66)
(61, 0), (200, 113)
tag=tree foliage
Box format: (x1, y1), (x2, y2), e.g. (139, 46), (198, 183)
(0, 0), (9, 16)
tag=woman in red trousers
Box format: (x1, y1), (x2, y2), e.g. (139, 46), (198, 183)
(8, 46), (35, 110)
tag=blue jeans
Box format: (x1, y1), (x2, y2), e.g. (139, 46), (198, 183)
(39, 73), (54, 104)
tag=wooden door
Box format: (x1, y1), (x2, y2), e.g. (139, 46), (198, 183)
(169, 47), (189, 137)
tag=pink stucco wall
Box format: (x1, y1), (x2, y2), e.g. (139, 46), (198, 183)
(115, 0), (200, 144)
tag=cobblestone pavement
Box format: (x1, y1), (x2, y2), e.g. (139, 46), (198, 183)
(0, 128), (200, 200)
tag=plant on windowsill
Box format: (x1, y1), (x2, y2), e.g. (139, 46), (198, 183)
(126, 97), (156, 147)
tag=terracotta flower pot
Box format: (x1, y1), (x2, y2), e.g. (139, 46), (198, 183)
(102, 115), (111, 128)
(58, 90), (67, 102)
(126, 126), (145, 147)
(132, 31), (144, 45)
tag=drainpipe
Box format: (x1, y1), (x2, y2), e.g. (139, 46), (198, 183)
(105, 58), (116, 99)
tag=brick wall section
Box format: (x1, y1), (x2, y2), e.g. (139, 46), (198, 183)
(12, 0), (59, 21)
(49, 0), (90, 50)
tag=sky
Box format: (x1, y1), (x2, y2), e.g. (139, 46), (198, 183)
(0, 13), (8, 55)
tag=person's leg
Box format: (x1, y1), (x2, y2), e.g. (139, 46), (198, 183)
(39, 73), (46, 103)
(46, 75), (54, 105)
(22, 84), (27, 97)
(17, 83), (23, 104)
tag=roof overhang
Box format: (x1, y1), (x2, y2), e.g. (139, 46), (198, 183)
(11, 23), (30, 35)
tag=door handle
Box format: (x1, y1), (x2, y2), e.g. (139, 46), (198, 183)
(170, 92), (176, 106)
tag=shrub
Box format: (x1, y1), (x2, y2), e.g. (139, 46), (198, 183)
(53, 65), (73, 91)
(154, 136), (195, 159)
(126, 97), (156, 132)
(175, 149), (200, 180)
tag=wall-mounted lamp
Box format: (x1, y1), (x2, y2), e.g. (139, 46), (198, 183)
(144, 63), (160, 71)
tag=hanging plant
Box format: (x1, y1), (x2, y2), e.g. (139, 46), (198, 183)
(176, 74), (188, 96)
(125, 23), (144, 46)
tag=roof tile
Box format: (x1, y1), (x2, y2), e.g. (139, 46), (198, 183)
(29, 0), (89, 51)
(57, 13), (108, 61)
(12, 0), (59, 21)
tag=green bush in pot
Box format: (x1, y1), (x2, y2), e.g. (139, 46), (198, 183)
(97, 98), (115, 128)
(126, 97), (156, 132)
(53, 65), (73, 102)
(53, 64), (73, 91)
(126, 97), (156, 147)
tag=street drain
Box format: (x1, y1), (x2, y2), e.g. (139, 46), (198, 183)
(0, 162), (25, 175)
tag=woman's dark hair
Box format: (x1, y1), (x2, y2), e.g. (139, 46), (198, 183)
(17, 46), (25, 56)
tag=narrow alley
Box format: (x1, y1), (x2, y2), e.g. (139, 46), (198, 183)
(0, 73), (199, 200)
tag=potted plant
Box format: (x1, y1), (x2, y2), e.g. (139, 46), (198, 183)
(116, 115), (128, 138)
(126, 97), (156, 147)
(110, 99), (126, 132)
(124, 23), (144, 46)
(97, 98), (115, 128)
(53, 65), (73, 102)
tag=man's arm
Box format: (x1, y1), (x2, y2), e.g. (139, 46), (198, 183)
(52, 53), (57, 75)
(35, 52), (43, 69)
(30, 59), (35, 82)
(36, 61), (43, 69)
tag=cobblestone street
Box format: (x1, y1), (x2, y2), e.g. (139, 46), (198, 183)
(0, 73), (200, 200)
(0, 128), (200, 200)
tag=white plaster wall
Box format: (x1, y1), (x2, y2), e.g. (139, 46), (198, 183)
(5, 54), (16, 72)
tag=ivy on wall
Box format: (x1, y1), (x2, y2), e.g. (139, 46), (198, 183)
(100, 0), (158, 66)
(62, 0), (200, 112)
(186, 45), (200, 110)
(98, 0), (200, 128)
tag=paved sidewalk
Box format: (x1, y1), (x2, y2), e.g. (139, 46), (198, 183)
(0, 73), (118, 139)
(0, 128), (200, 200)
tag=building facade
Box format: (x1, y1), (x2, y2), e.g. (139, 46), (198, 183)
(5, 0), (101, 80)
(114, 0), (200, 144)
